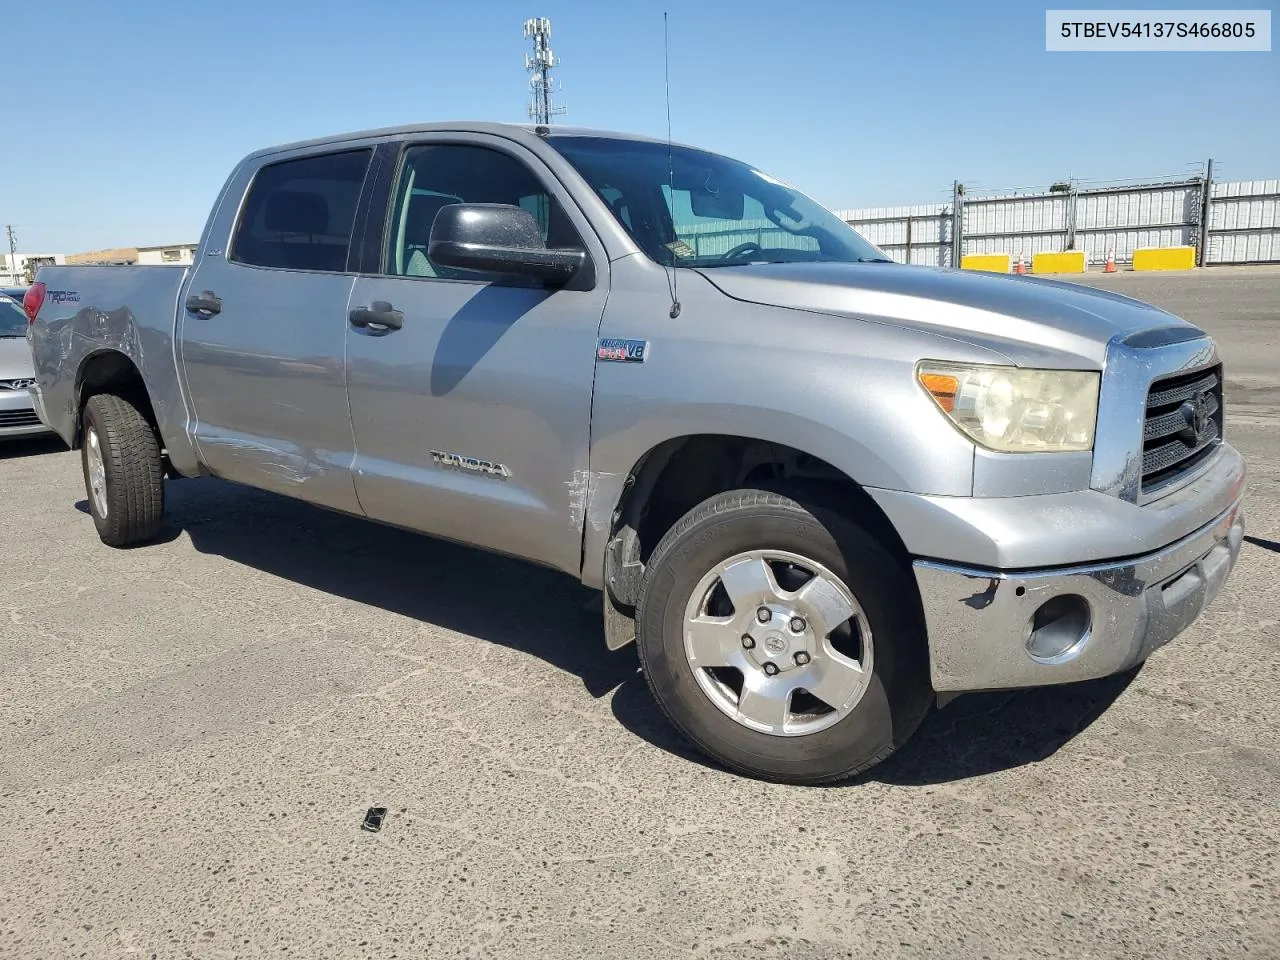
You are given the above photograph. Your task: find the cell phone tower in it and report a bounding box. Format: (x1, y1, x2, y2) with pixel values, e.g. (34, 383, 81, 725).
(524, 17, 566, 125)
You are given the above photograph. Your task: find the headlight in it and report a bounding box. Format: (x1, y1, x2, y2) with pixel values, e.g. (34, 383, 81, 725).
(917, 362, 1099, 453)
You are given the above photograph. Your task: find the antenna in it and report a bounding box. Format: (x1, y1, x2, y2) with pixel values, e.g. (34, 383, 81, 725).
(663, 12, 680, 319)
(523, 17, 566, 125)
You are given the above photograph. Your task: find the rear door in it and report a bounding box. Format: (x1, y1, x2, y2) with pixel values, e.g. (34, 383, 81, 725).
(179, 147, 373, 512)
(344, 133, 610, 574)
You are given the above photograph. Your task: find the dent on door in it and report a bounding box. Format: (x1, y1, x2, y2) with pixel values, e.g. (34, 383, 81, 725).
(345, 277, 601, 573)
(180, 267, 360, 507)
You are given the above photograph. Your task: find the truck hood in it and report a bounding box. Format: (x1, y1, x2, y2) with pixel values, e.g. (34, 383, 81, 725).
(696, 261, 1202, 367)
(0, 337, 35, 380)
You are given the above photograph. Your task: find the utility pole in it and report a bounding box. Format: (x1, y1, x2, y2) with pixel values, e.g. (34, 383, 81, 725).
(524, 17, 566, 125)
(950, 181, 965, 268)
(1197, 158, 1215, 267)
(5, 225, 16, 285)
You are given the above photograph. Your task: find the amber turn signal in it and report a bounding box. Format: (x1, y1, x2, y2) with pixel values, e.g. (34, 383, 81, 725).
(918, 372, 959, 413)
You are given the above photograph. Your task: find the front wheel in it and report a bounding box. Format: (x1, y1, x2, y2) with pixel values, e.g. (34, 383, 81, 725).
(636, 488, 931, 784)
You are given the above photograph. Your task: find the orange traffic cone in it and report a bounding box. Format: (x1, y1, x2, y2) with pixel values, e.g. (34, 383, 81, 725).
(1014, 253, 1026, 275)
(1104, 250, 1117, 273)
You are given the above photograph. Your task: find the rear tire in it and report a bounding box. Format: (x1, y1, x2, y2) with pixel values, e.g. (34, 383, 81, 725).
(636, 488, 931, 784)
(81, 393, 165, 548)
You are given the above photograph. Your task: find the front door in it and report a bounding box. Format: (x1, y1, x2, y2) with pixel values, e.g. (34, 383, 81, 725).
(345, 136, 609, 574)
(180, 147, 373, 512)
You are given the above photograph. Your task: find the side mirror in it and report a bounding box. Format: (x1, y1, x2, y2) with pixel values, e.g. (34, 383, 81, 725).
(428, 203, 586, 282)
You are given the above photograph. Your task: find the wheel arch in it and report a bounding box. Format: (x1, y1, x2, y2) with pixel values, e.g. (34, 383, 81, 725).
(589, 432, 914, 651)
(73, 350, 160, 451)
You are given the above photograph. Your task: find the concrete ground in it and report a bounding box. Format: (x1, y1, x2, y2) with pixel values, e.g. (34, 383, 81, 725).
(1, 269, 1277, 960)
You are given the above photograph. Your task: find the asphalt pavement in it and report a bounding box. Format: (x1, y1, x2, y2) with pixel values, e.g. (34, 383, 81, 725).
(1, 267, 1277, 959)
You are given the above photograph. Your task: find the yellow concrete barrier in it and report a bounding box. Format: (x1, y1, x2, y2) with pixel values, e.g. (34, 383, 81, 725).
(1031, 251, 1086, 274)
(961, 253, 1010, 273)
(1132, 246, 1196, 271)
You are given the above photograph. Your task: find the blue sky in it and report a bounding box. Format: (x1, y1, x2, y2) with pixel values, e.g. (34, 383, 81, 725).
(3, 0, 1275, 251)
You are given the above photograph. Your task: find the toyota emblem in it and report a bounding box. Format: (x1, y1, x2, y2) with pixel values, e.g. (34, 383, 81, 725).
(1192, 391, 1211, 438)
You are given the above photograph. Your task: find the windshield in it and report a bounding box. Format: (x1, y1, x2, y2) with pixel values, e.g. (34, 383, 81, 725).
(548, 136, 889, 268)
(0, 297, 26, 337)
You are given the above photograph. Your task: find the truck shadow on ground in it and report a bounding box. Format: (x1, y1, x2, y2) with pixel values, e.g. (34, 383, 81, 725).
(80, 476, 1135, 786)
(87, 476, 638, 699)
(0, 435, 66, 460)
(1244, 535, 1280, 554)
(609, 668, 1137, 787)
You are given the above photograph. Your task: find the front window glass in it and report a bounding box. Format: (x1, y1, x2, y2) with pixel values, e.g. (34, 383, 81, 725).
(0, 297, 26, 337)
(548, 135, 889, 268)
(384, 144, 581, 279)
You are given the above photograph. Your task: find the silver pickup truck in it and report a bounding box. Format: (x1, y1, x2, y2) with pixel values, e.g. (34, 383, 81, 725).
(27, 122, 1246, 784)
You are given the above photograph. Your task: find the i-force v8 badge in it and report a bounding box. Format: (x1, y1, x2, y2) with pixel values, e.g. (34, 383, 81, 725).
(596, 338, 650, 363)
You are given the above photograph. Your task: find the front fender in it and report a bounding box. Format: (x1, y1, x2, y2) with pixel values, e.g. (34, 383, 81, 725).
(577, 264, 1010, 589)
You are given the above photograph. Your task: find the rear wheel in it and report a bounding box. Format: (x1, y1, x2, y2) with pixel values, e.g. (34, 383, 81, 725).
(81, 393, 165, 548)
(636, 488, 931, 784)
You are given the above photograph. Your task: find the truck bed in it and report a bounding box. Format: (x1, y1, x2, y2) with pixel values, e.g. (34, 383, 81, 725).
(29, 265, 192, 461)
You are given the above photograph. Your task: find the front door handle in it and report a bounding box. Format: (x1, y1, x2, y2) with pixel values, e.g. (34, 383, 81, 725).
(349, 301, 404, 331)
(185, 291, 222, 317)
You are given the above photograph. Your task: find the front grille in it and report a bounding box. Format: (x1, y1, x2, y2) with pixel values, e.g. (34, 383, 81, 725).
(0, 409, 41, 428)
(1141, 364, 1224, 492)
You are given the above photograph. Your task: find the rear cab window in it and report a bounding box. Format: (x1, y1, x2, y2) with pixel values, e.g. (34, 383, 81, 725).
(230, 150, 372, 273)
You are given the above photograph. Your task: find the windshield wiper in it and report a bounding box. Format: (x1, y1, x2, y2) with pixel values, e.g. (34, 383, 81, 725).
(855, 257, 895, 263)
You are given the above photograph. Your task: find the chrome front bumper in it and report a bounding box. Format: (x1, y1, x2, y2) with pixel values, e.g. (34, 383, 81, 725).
(915, 493, 1246, 693)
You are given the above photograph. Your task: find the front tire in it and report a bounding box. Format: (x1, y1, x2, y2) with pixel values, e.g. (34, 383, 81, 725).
(81, 393, 165, 548)
(636, 488, 931, 784)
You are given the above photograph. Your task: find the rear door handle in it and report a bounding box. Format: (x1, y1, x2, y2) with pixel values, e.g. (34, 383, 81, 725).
(185, 291, 221, 316)
(349, 301, 404, 331)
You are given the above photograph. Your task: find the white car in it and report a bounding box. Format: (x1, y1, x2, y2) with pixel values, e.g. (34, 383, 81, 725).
(1, 294, 51, 439)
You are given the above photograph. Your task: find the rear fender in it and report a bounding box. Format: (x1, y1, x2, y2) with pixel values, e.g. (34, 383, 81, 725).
(28, 268, 201, 475)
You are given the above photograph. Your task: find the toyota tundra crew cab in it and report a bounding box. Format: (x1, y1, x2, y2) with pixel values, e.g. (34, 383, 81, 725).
(25, 122, 1246, 784)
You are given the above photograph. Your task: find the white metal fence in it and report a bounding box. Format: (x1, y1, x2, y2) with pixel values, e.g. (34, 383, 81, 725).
(677, 219, 824, 259)
(836, 170, 1280, 268)
(830, 204, 953, 267)
(1208, 179, 1280, 264)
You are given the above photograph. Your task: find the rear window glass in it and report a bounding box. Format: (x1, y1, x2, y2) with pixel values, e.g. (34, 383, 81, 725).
(230, 150, 371, 273)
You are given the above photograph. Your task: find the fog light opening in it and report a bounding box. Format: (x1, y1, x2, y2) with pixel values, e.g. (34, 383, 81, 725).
(1026, 594, 1091, 663)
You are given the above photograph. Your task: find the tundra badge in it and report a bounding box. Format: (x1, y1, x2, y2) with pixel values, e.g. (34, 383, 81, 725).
(430, 450, 511, 479)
